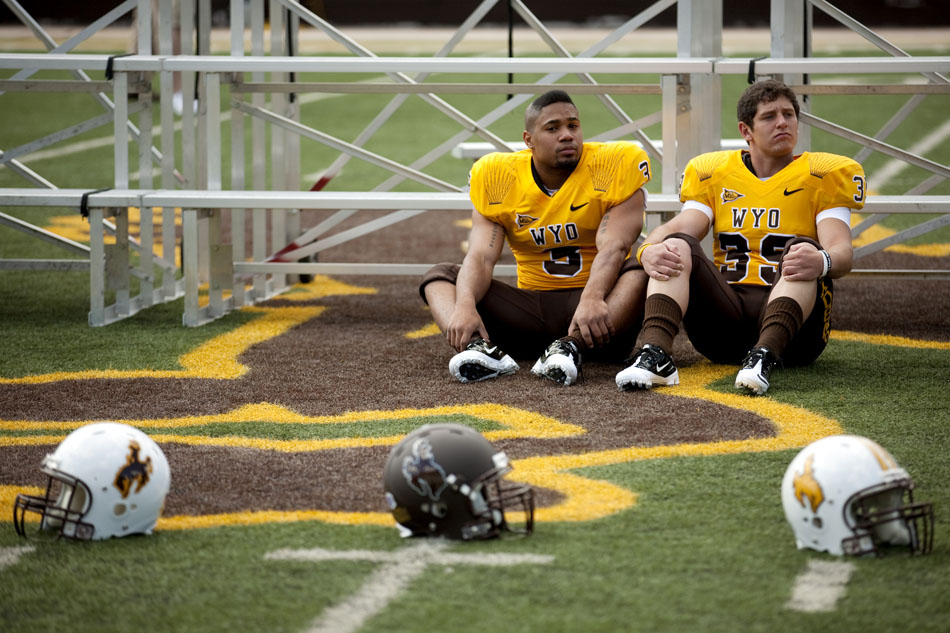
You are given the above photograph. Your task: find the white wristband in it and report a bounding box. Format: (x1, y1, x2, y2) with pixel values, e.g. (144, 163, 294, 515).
(818, 249, 832, 278)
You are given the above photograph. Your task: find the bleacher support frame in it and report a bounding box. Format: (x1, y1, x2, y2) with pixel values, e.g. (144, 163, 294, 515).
(0, 0, 947, 326)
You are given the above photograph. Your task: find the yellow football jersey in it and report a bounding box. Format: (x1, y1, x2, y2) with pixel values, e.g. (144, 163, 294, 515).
(679, 150, 866, 286)
(469, 141, 651, 290)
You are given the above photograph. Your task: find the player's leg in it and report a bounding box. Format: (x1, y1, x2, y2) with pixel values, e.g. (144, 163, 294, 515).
(736, 237, 822, 395)
(531, 262, 647, 386)
(421, 273, 461, 336)
(421, 263, 551, 383)
(420, 264, 517, 383)
(782, 276, 834, 367)
(736, 276, 833, 395)
(615, 234, 697, 389)
(604, 262, 648, 346)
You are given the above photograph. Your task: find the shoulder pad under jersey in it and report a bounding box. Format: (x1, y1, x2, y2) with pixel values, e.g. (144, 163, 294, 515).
(807, 152, 862, 179)
(470, 151, 522, 206)
(687, 150, 734, 182)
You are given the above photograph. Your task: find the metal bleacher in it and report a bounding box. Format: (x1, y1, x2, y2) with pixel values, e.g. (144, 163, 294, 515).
(0, 0, 947, 326)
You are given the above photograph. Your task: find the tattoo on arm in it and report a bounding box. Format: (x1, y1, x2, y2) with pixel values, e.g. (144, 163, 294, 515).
(488, 223, 502, 248)
(599, 212, 610, 234)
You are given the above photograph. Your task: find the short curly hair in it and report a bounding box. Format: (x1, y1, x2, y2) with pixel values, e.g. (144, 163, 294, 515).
(737, 80, 800, 128)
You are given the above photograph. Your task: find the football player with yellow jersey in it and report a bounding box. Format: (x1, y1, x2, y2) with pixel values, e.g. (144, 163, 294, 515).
(616, 80, 866, 395)
(420, 90, 651, 386)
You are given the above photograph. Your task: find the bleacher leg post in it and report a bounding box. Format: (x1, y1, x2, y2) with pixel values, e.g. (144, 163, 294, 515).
(88, 207, 105, 327)
(182, 208, 200, 326)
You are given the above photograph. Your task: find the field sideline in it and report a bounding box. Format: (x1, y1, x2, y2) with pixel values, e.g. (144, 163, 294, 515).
(1, 20, 949, 633)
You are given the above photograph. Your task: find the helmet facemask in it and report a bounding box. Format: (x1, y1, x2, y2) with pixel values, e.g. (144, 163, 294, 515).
(14, 465, 97, 541)
(844, 481, 934, 556)
(457, 461, 535, 540)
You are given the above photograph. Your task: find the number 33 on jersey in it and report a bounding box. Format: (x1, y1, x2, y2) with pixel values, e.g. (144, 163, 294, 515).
(680, 150, 865, 286)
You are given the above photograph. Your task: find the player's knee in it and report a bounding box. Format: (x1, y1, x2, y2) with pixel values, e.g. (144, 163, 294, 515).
(662, 236, 694, 273)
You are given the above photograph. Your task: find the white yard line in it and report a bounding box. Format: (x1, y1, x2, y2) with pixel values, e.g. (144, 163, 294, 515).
(0, 545, 35, 571)
(265, 541, 554, 633)
(785, 559, 856, 613)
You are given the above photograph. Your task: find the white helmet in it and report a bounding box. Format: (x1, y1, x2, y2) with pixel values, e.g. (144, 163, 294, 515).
(14, 422, 171, 541)
(781, 434, 933, 556)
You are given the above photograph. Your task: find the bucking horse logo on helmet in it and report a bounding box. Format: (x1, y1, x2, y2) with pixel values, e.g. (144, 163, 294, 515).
(113, 440, 154, 499)
(792, 453, 824, 513)
(401, 438, 448, 501)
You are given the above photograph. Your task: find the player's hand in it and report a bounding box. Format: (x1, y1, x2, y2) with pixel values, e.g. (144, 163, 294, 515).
(781, 242, 823, 281)
(570, 298, 614, 348)
(445, 308, 488, 351)
(641, 242, 684, 281)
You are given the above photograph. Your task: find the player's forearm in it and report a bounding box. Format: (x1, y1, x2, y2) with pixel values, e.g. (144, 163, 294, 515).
(454, 255, 495, 308)
(816, 218, 854, 279)
(823, 242, 853, 279)
(580, 244, 627, 302)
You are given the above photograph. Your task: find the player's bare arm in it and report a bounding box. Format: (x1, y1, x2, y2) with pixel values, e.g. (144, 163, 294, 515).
(445, 210, 506, 350)
(639, 208, 711, 281)
(569, 189, 646, 347)
(818, 217, 855, 278)
(780, 218, 853, 282)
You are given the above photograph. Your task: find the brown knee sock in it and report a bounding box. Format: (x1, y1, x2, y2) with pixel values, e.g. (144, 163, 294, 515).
(756, 297, 804, 358)
(639, 294, 682, 353)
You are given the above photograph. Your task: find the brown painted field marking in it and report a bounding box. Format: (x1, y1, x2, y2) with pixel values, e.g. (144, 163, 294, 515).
(0, 361, 845, 530)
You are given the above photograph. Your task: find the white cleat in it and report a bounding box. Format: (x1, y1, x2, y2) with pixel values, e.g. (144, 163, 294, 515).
(530, 338, 581, 386)
(734, 346, 778, 396)
(449, 338, 519, 383)
(615, 344, 679, 390)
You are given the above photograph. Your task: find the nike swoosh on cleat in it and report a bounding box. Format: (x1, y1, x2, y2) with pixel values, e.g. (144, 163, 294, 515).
(783, 187, 804, 196)
(570, 202, 589, 211)
(655, 361, 671, 372)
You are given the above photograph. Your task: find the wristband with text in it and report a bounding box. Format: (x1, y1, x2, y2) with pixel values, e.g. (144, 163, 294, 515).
(818, 249, 832, 278)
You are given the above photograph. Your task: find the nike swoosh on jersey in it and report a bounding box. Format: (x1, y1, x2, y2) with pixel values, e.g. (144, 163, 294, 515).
(783, 187, 805, 196)
(570, 202, 589, 211)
